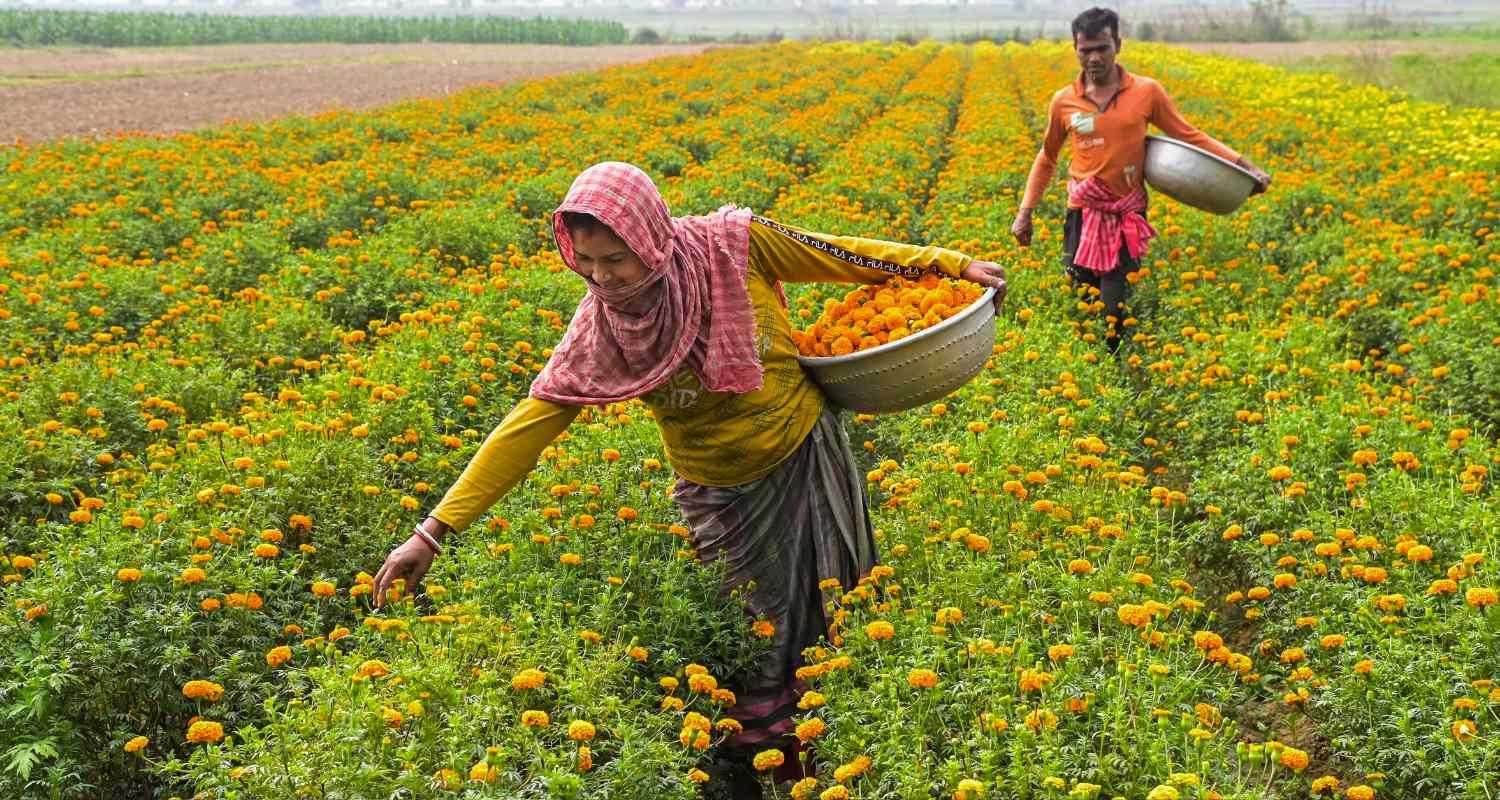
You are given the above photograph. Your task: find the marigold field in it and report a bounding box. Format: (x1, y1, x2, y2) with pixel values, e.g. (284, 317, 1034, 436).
(2, 41, 1499, 800)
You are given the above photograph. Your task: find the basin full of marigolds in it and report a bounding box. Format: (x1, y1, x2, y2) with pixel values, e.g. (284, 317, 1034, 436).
(794, 274, 995, 413)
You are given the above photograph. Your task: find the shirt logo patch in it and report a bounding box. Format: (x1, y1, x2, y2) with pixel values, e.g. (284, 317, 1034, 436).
(1069, 111, 1097, 135)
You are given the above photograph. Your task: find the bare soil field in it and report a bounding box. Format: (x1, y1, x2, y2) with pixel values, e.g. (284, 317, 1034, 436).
(1179, 39, 1495, 63)
(0, 43, 712, 144)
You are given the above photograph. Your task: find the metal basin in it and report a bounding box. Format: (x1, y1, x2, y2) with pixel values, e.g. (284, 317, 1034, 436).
(1144, 135, 1258, 215)
(798, 287, 996, 414)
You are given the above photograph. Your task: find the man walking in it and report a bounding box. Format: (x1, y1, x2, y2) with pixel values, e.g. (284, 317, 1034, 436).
(1011, 6, 1271, 352)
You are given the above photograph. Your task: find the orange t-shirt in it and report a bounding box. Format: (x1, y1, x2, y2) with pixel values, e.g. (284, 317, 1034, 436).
(1020, 64, 1240, 210)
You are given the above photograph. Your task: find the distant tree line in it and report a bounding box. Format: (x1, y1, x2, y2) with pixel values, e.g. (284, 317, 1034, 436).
(1132, 0, 1301, 42)
(0, 8, 629, 47)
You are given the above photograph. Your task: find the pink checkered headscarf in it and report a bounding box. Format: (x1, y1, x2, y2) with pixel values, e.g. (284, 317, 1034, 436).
(530, 162, 762, 405)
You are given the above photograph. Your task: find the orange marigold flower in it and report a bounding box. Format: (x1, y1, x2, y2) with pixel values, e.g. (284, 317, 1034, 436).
(265, 646, 292, 668)
(185, 720, 224, 744)
(1278, 746, 1309, 771)
(907, 668, 939, 689)
(1117, 604, 1151, 627)
(181, 680, 225, 702)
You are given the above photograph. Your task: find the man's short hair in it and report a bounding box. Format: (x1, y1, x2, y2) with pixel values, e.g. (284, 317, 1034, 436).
(1071, 7, 1120, 42)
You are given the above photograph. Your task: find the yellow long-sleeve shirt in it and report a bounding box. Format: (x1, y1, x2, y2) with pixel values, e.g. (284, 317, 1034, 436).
(428, 216, 973, 532)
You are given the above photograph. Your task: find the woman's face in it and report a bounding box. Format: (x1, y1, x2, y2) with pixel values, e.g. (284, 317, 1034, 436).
(571, 224, 648, 290)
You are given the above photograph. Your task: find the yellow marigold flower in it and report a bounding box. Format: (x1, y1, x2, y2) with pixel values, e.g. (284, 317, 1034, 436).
(180, 567, 206, 584)
(353, 659, 391, 681)
(568, 720, 596, 741)
(185, 720, 224, 744)
(1146, 786, 1179, 800)
(795, 717, 826, 743)
(1466, 587, 1498, 608)
(511, 668, 547, 690)
(1452, 719, 1478, 742)
(1311, 776, 1340, 795)
(791, 777, 819, 800)
(1024, 708, 1057, 731)
(310, 580, 335, 598)
(821, 788, 851, 800)
(381, 706, 404, 728)
(253, 543, 279, 558)
(123, 736, 149, 753)
(576, 744, 592, 772)
(1047, 643, 1075, 662)
(955, 778, 986, 800)
(752, 748, 785, 771)
(752, 619, 776, 638)
(832, 755, 872, 782)
(865, 620, 895, 640)
(1346, 786, 1375, 800)
(469, 761, 498, 783)
(799, 691, 826, 710)
(935, 606, 963, 625)
(116, 567, 142, 582)
(687, 673, 719, 694)
(520, 710, 549, 728)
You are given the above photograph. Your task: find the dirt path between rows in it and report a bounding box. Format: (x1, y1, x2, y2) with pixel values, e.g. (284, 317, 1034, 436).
(0, 43, 712, 144)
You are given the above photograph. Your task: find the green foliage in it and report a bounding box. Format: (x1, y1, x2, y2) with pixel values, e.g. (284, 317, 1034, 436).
(0, 9, 629, 48)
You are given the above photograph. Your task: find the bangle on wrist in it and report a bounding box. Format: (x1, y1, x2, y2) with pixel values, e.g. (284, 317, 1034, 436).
(412, 524, 442, 555)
